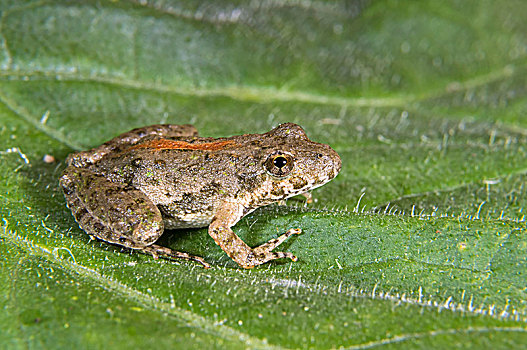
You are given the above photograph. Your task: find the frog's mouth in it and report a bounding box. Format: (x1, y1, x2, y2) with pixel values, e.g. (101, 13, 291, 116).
(267, 175, 321, 200)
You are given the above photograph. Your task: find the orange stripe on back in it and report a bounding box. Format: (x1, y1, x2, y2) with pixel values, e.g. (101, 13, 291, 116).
(129, 139, 236, 151)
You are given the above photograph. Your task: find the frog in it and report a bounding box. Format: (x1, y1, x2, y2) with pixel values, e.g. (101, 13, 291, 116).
(60, 123, 341, 269)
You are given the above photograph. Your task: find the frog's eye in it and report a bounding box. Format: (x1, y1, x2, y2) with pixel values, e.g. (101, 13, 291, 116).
(264, 152, 294, 177)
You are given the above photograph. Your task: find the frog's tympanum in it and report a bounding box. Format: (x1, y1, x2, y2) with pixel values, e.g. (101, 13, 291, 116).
(60, 123, 341, 268)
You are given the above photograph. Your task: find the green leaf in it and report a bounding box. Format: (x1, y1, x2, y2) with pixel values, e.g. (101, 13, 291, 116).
(2, 0, 527, 348)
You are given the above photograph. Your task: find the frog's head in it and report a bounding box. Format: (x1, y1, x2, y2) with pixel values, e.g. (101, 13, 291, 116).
(256, 123, 341, 201)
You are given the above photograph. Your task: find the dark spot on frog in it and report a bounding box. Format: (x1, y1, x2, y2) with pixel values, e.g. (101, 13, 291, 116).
(134, 197, 147, 205)
(94, 222, 105, 232)
(74, 207, 88, 221)
(249, 140, 262, 148)
(62, 184, 73, 195)
(81, 175, 95, 190)
(291, 177, 307, 190)
(131, 158, 143, 167)
(271, 186, 285, 197)
(104, 187, 122, 197)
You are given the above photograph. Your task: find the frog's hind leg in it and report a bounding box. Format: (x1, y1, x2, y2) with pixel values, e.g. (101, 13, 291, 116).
(60, 167, 209, 268)
(140, 244, 210, 268)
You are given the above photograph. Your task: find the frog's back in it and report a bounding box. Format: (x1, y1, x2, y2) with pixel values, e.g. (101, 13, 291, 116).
(85, 123, 341, 229)
(90, 135, 253, 228)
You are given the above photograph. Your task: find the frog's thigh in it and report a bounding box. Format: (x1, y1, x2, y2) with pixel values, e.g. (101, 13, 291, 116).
(209, 202, 299, 269)
(60, 167, 164, 247)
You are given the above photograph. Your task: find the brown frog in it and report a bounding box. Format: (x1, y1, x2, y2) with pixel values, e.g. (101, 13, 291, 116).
(60, 123, 341, 268)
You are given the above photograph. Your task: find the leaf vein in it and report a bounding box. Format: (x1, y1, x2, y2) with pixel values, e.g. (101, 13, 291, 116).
(0, 88, 81, 150)
(343, 326, 527, 349)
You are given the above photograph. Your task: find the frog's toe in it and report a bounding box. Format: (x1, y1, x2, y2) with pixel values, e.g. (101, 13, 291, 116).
(197, 258, 212, 269)
(141, 244, 211, 268)
(286, 228, 302, 235)
(242, 251, 299, 269)
(273, 251, 298, 262)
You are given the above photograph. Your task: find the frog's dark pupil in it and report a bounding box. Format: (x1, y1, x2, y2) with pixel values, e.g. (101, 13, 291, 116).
(273, 156, 288, 169)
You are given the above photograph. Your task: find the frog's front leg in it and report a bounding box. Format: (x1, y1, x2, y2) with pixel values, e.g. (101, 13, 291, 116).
(209, 202, 302, 269)
(60, 167, 210, 268)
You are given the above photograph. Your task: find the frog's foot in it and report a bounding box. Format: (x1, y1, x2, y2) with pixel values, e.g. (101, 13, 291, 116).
(142, 244, 211, 269)
(209, 203, 303, 269)
(209, 224, 302, 269)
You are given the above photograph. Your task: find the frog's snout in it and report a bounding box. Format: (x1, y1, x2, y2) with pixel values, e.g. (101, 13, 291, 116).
(324, 144, 342, 180)
(333, 151, 342, 178)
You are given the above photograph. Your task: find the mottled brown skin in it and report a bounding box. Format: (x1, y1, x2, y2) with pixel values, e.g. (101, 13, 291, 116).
(60, 123, 341, 268)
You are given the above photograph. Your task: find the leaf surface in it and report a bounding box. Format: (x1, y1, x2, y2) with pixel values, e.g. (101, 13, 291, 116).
(1, 1, 527, 348)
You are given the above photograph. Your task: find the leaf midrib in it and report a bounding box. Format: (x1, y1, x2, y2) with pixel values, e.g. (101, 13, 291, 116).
(0, 61, 521, 109)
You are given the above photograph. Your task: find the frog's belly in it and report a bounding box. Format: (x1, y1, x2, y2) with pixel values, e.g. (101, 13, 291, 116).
(161, 211, 214, 229)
